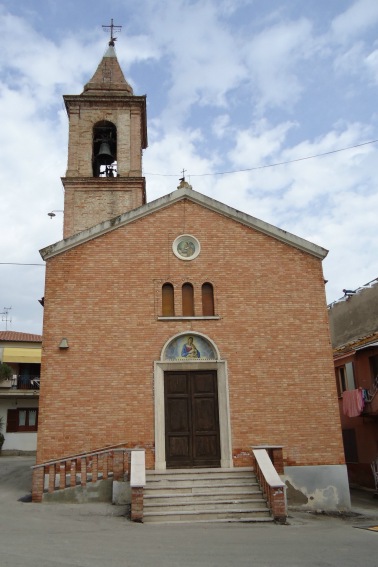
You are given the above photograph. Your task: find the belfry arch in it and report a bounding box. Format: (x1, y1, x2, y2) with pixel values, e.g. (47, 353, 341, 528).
(92, 120, 117, 177)
(154, 332, 232, 470)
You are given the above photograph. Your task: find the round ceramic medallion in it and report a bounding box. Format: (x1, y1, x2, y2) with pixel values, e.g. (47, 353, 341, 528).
(172, 234, 200, 261)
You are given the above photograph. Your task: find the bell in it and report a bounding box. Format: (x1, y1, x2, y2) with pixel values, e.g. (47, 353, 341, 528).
(96, 142, 114, 165)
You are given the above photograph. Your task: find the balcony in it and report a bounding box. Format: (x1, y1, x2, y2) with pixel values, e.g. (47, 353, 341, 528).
(362, 376, 378, 417)
(0, 375, 40, 391)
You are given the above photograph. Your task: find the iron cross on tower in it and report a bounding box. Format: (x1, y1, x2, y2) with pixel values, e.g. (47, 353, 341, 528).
(102, 18, 122, 46)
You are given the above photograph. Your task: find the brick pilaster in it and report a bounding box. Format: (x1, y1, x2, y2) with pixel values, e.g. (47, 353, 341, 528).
(271, 487, 287, 523)
(32, 467, 44, 503)
(131, 487, 144, 522)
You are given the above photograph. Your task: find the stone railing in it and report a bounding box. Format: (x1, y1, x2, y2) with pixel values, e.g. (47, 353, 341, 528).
(31, 443, 146, 521)
(252, 447, 287, 523)
(129, 450, 146, 522)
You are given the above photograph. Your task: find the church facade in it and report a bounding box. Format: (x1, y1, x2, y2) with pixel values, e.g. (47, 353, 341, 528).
(35, 42, 350, 509)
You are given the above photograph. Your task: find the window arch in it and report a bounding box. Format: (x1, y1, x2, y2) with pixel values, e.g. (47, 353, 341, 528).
(162, 283, 175, 316)
(202, 282, 214, 316)
(92, 120, 117, 177)
(182, 283, 195, 316)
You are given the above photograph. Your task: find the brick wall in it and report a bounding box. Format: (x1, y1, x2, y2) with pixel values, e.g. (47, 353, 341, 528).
(37, 199, 344, 469)
(62, 177, 145, 238)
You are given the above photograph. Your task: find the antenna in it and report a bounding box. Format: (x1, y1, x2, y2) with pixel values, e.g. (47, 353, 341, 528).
(1, 306, 12, 331)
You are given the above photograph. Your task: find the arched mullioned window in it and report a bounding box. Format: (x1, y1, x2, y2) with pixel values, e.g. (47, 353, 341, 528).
(92, 120, 117, 177)
(202, 282, 215, 316)
(162, 283, 175, 316)
(182, 283, 195, 316)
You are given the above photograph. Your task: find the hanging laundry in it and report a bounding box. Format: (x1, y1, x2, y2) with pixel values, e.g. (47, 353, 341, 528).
(342, 389, 364, 417)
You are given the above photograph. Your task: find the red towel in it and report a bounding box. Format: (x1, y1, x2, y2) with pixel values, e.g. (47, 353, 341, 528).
(342, 389, 364, 417)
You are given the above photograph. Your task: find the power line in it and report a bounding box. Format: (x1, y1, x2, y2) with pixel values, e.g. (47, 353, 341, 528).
(0, 262, 45, 266)
(144, 138, 378, 178)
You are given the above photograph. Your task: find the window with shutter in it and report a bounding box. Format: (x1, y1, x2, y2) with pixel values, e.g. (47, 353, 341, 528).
(182, 283, 194, 316)
(202, 282, 214, 316)
(162, 283, 175, 316)
(6, 408, 38, 432)
(6, 409, 19, 433)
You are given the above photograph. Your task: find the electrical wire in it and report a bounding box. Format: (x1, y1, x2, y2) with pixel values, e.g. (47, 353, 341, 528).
(143, 138, 378, 178)
(0, 263, 45, 266)
(2, 139, 377, 269)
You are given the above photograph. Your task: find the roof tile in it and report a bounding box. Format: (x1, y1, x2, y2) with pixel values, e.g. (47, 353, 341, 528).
(0, 331, 42, 343)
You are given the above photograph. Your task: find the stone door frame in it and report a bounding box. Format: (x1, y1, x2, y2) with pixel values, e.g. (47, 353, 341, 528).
(154, 357, 232, 470)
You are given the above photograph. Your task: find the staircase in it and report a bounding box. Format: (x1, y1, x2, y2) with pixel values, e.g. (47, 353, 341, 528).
(143, 467, 273, 524)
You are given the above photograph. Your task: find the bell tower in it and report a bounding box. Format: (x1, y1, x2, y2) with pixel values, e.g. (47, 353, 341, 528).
(61, 33, 147, 238)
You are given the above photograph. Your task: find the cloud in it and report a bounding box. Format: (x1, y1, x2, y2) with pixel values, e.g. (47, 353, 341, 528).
(211, 114, 231, 139)
(333, 41, 366, 75)
(331, 0, 378, 42)
(365, 48, 378, 84)
(228, 120, 296, 168)
(244, 18, 316, 110)
(1, 0, 378, 334)
(0, 8, 98, 104)
(144, 126, 218, 200)
(140, 0, 247, 125)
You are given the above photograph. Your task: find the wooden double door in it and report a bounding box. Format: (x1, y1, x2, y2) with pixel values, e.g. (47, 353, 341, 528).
(164, 370, 221, 468)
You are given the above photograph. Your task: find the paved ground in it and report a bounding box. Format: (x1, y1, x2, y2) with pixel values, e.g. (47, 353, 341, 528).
(1, 456, 378, 567)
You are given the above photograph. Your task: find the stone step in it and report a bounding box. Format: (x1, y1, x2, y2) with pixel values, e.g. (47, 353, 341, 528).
(145, 480, 259, 494)
(144, 490, 263, 504)
(144, 498, 268, 513)
(146, 467, 254, 480)
(146, 475, 257, 486)
(146, 473, 257, 486)
(143, 467, 270, 524)
(143, 508, 272, 523)
(143, 516, 274, 525)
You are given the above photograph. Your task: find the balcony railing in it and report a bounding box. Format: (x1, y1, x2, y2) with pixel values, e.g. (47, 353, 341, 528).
(365, 375, 378, 403)
(1, 375, 41, 390)
(361, 375, 378, 416)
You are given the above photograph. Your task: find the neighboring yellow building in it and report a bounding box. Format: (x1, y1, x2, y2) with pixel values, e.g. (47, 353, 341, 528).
(0, 331, 42, 453)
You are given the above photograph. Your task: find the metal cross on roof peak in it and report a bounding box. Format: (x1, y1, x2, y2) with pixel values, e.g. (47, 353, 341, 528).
(102, 18, 122, 47)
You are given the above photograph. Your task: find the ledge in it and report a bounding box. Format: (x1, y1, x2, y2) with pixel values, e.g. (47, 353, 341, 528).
(157, 316, 221, 321)
(0, 391, 40, 399)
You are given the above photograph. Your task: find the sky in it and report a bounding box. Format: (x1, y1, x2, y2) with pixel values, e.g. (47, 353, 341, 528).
(0, 0, 378, 334)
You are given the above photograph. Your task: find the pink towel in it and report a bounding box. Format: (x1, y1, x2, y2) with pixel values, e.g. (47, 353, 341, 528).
(342, 389, 364, 417)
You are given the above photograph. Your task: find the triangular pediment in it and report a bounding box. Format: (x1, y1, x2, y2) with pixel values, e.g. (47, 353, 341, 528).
(40, 186, 328, 261)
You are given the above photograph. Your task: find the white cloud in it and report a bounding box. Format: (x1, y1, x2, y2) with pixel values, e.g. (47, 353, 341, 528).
(333, 41, 366, 75)
(144, 127, 218, 200)
(141, 0, 247, 124)
(228, 120, 295, 168)
(1, 0, 378, 333)
(0, 9, 93, 103)
(365, 48, 378, 84)
(211, 114, 231, 139)
(331, 0, 378, 42)
(244, 18, 315, 110)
